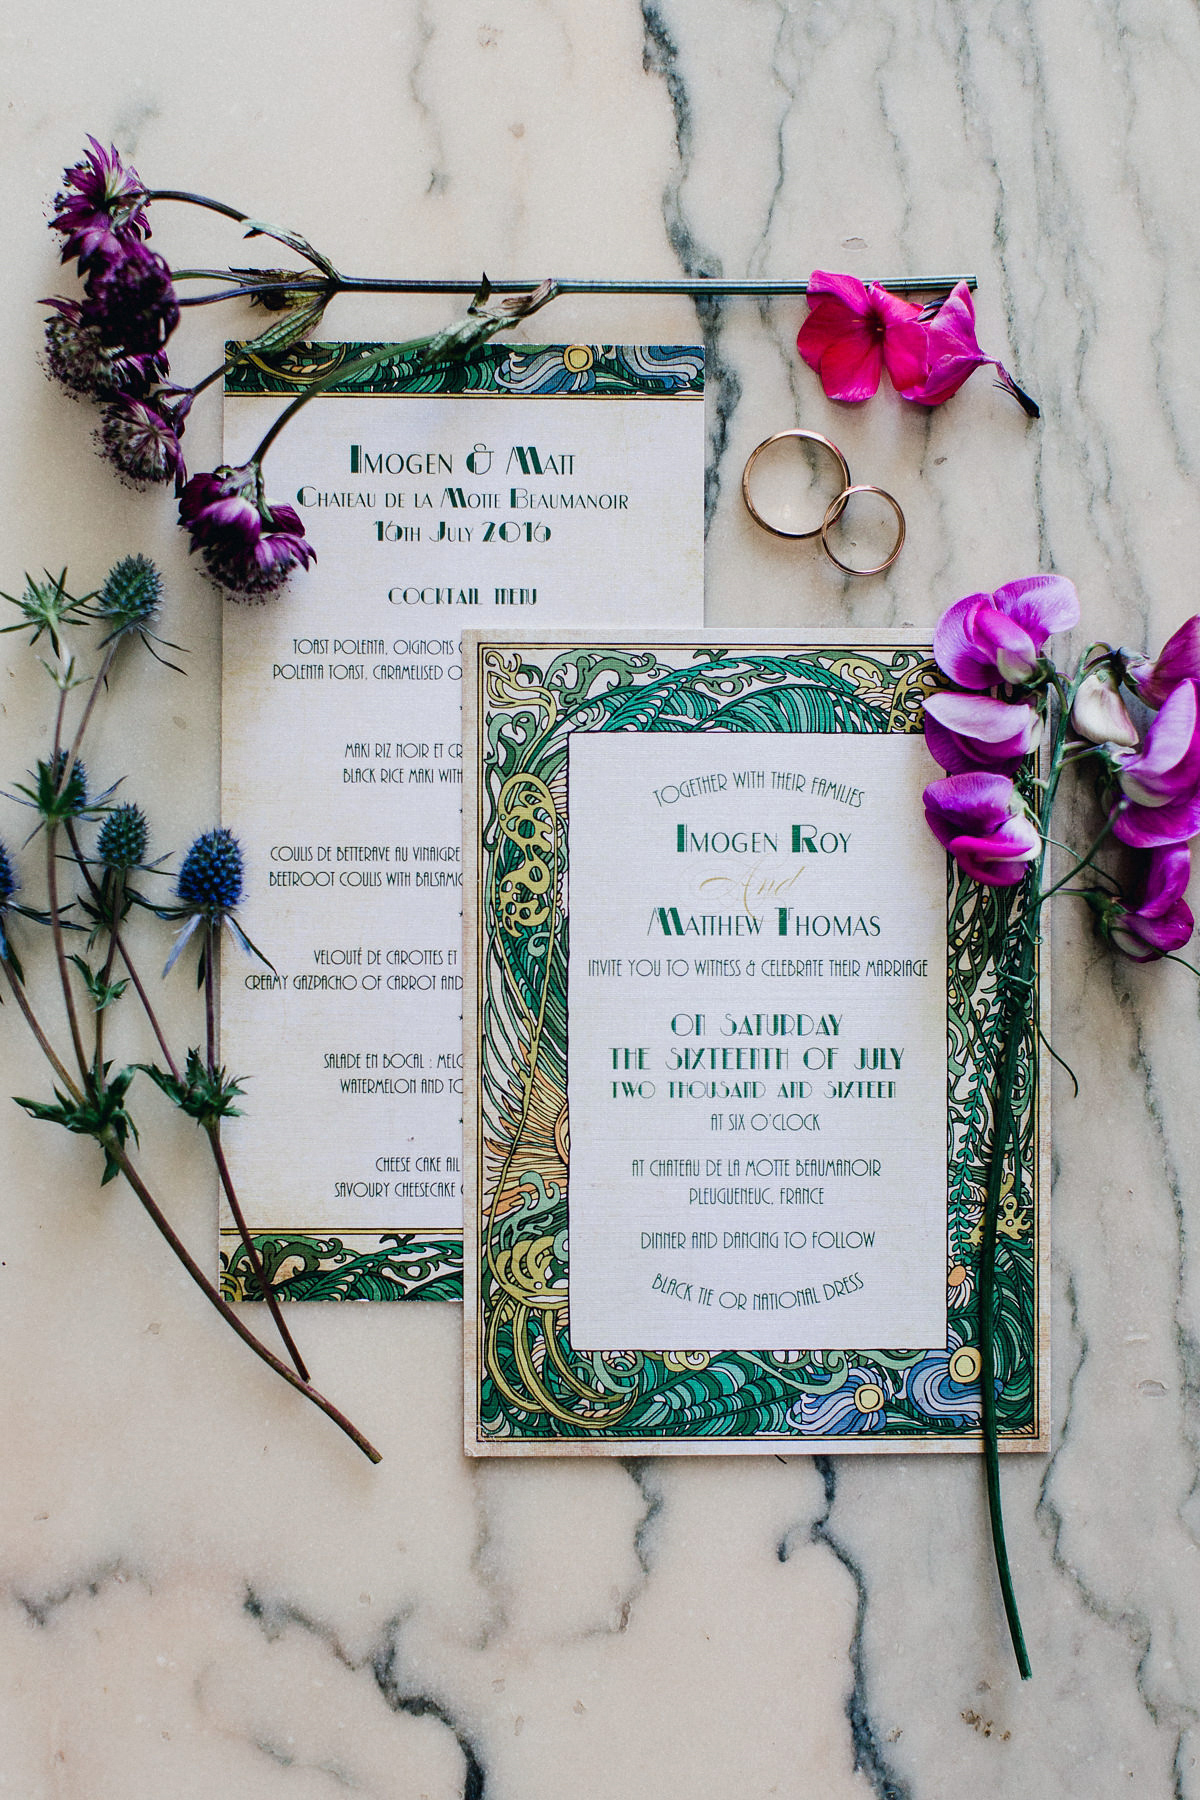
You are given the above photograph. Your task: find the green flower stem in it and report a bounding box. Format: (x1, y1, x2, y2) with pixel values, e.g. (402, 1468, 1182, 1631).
(246, 310, 543, 468)
(977, 657, 1090, 1680)
(94, 867, 123, 1071)
(202, 927, 309, 1381)
(103, 1135, 381, 1463)
(63, 822, 180, 1079)
(1039, 811, 1121, 903)
(45, 824, 89, 1085)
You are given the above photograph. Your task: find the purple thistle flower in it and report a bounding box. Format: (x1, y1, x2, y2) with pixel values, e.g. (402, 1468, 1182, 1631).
(178, 463, 316, 601)
(98, 393, 188, 486)
(51, 137, 150, 270)
(923, 771, 1041, 887)
(923, 691, 1041, 775)
(1098, 843, 1195, 963)
(82, 242, 178, 355)
(933, 575, 1080, 690)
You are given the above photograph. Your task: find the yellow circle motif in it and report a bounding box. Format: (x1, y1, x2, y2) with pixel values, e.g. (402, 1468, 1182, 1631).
(949, 1346, 982, 1384)
(563, 344, 594, 372)
(853, 1382, 885, 1413)
(947, 1264, 968, 1287)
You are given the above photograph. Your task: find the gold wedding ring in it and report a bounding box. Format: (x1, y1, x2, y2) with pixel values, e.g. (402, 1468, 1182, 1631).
(820, 484, 906, 577)
(741, 429, 851, 540)
(741, 430, 906, 577)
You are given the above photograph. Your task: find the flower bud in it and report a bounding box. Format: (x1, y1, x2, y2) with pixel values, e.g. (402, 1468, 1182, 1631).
(97, 802, 149, 871)
(1071, 665, 1138, 747)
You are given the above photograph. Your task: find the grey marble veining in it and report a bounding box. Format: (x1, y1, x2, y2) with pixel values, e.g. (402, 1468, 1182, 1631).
(3, 1, 1200, 1794)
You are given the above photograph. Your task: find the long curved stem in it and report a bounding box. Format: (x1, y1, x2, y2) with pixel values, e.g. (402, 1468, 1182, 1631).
(203, 928, 309, 1380)
(0, 958, 83, 1101)
(107, 1138, 380, 1462)
(976, 659, 1088, 1679)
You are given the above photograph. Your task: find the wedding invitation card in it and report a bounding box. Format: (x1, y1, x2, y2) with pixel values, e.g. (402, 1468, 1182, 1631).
(463, 631, 1049, 1454)
(219, 346, 704, 1301)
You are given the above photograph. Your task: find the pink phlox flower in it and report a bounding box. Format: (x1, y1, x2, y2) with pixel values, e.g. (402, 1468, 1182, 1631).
(796, 271, 925, 403)
(1110, 678, 1200, 847)
(933, 575, 1080, 689)
(1125, 616, 1200, 709)
(51, 137, 150, 270)
(923, 691, 1041, 775)
(922, 772, 1041, 887)
(891, 281, 1039, 417)
(1104, 843, 1194, 962)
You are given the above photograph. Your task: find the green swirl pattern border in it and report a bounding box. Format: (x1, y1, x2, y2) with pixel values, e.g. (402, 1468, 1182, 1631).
(472, 641, 1043, 1449)
(221, 1230, 463, 1303)
(225, 342, 705, 399)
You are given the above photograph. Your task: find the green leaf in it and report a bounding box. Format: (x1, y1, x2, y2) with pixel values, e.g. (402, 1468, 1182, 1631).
(69, 954, 129, 1012)
(238, 220, 336, 278)
(136, 1049, 246, 1126)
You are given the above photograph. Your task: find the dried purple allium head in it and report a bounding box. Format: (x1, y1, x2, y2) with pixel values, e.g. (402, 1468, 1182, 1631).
(51, 136, 150, 269)
(178, 464, 316, 601)
(176, 827, 244, 913)
(99, 395, 187, 486)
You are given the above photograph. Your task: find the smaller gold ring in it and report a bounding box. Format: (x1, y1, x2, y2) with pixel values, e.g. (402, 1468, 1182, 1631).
(741, 429, 852, 540)
(820, 483, 906, 577)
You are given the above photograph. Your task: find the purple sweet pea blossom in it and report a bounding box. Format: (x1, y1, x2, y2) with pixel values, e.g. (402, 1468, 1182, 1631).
(923, 691, 1041, 775)
(933, 575, 1080, 690)
(1124, 616, 1200, 709)
(179, 463, 316, 601)
(51, 137, 150, 270)
(1110, 679, 1200, 848)
(923, 772, 1041, 886)
(890, 282, 1040, 418)
(796, 272, 926, 403)
(1103, 843, 1195, 962)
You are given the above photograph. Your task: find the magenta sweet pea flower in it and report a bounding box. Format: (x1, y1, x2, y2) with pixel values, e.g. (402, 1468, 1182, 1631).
(51, 137, 150, 270)
(923, 772, 1041, 886)
(796, 271, 926, 403)
(1110, 679, 1200, 848)
(1124, 616, 1200, 709)
(1102, 843, 1195, 962)
(891, 282, 1039, 418)
(933, 575, 1080, 690)
(923, 691, 1041, 774)
(179, 463, 315, 601)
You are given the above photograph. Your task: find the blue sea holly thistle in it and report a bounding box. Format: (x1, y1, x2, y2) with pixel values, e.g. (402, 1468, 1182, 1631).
(0, 553, 376, 1460)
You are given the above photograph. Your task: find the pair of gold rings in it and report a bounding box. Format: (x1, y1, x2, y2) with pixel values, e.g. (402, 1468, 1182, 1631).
(741, 429, 906, 576)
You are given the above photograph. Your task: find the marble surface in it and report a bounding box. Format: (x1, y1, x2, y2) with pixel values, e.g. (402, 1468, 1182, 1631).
(3, 2, 1200, 1794)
